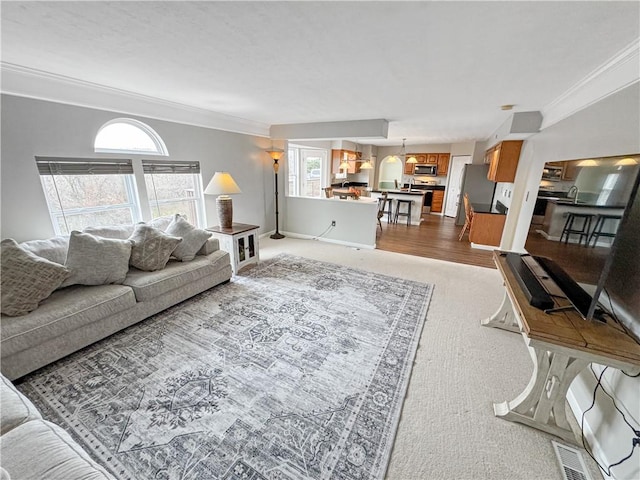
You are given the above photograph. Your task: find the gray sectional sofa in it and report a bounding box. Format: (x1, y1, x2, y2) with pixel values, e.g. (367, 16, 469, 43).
(1, 220, 233, 380)
(1, 372, 115, 479)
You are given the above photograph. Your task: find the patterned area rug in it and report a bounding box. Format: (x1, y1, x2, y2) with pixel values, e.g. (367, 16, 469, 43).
(18, 254, 433, 480)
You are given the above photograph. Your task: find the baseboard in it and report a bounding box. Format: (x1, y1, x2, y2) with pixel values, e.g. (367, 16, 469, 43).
(281, 230, 375, 250)
(470, 242, 497, 251)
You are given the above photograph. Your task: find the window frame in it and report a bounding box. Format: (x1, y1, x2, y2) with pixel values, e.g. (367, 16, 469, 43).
(287, 145, 328, 198)
(94, 118, 169, 156)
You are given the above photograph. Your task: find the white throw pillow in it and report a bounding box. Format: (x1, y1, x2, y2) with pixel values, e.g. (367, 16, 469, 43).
(147, 215, 175, 231)
(165, 214, 212, 262)
(61, 231, 132, 287)
(128, 224, 182, 271)
(83, 224, 135, 240)
(20, 236, 69, 265)
(0, 239, 70, 316)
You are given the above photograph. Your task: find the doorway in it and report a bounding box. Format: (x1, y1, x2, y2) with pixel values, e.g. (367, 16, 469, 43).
(444, 155, 472, 217)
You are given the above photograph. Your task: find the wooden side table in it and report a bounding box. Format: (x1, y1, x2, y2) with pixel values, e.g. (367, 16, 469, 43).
(206, 223, 260, 274)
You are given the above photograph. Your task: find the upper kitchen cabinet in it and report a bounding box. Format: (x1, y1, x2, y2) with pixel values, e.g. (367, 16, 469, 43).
(426, 154, 438, 164)
(561, 160, 581, 181)
(331, 149, 361, 174)
(485, 140, 523, 182)
(437, 154, 450, 176)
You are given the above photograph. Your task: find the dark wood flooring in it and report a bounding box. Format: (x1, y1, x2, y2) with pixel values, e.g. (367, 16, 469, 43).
(376, 214, 609, 284)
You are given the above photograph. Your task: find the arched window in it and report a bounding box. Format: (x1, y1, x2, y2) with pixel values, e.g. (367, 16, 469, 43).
(94, 118, 168, 155)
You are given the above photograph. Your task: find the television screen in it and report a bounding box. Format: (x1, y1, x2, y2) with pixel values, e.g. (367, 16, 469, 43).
(589, 170, 640, 337)
(525, 154, 640, 329)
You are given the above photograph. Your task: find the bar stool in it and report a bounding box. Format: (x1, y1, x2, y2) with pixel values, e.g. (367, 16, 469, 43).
(588, 214, 622, 247)
(394, 199, 413, 226)
(384, 198, 394, 223)
(559, 212, 594, 246)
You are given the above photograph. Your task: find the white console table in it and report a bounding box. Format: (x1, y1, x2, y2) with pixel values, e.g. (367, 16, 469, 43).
(486, 251, 640, 444)
(206, 223, 259, 274)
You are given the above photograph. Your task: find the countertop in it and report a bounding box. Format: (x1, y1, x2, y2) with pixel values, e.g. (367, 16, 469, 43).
(547, 199, 626, 209)
(472, 203, 506, 215)
(371, 189, 426, 196)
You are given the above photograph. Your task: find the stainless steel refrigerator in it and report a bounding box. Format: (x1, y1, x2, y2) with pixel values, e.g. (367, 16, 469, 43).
(455, 164, 496, 225)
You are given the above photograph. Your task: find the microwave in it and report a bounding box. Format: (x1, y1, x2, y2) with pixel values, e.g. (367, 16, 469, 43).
(414, 164, 437, 176)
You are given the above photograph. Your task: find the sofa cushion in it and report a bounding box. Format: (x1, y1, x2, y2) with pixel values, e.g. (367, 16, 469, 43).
(0, 419, 114, 479)
(123, 250, 229, 302)
(197, 237, 220, 256)
(128, 224, 182, 271)
(20, 236, 69, 265)
(165, 214, 212, 262)
(83, 224, 135, 240)
(62, 232, 132, 287)
(147, 215, 174, 231)
(1, 374, 42, 435)
(1, 239, 71, 317)
(0, 284, 136, 357)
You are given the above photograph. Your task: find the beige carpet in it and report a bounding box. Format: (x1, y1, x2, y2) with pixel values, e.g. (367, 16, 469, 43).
(259, 236, 602, 480)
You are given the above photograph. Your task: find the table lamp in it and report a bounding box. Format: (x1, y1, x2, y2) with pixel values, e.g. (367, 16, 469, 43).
(204, 172, 242, 228)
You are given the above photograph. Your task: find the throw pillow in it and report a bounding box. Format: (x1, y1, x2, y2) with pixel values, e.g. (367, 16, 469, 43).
(0, 239, 70, 317)
(165, 214, 212, 262)
(83, 224, 135, 240)
(20, 236, 69, 265)
(128, 224, 182, 271)
(147, 215, 175, 231)
(61, 231, 132, 287)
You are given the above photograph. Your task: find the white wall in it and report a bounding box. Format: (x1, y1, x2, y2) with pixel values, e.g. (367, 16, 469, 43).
(0, 95, 276, 242)
(502, 83, 640, 479)
(283, 197, 377, 248)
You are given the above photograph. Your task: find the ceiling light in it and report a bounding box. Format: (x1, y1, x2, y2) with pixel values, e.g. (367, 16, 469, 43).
(616, 157, 638, 166)
(501, 104, 514, 111)
(577, 159, 599, 167)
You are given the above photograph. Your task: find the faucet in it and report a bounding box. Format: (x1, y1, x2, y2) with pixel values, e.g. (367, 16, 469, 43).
(568, 185, 579, 204)
(341, 181, 348, 188)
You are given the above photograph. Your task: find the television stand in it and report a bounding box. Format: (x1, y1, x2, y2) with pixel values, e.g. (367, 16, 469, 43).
(485, 251, 640, 444)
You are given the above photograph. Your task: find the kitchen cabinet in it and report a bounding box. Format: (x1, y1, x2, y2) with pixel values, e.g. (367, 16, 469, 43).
(469, 213, 506, 246)
(486, 140, 523, 182)
(431, 189, 445, 213)
(404, 161, 415, 175)
(332, 149, 361, 174)
(437, 154, 450, 176)
(562, 160, 581, 181)
(426, 154, 438, 164)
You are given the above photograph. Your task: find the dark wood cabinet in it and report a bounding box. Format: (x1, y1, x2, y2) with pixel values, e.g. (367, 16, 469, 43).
(431, 189, 445, 213)
(486, 140, 523, 182)
(437, 154, 450, 176)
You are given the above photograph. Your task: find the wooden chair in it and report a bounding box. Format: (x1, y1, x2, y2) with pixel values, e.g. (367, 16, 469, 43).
(377, 192, 388, 232)
(458, 193, 474, 241)
(323, 187, 333, 198)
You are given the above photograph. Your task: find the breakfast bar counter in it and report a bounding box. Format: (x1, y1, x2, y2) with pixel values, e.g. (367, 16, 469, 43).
(370, 190, 426, 225)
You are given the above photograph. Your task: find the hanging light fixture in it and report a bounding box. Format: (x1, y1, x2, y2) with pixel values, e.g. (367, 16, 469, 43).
(359, 143, 373, 170)
(339, 150, 350, 170)
(389, 138, 411, 164)
(405, 139, 417, 164)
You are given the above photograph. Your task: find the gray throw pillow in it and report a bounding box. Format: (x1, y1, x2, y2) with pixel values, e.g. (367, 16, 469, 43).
(83, 224, 135, 240)
(20, 236, 69, 265)
(1, 239, 70, 317)
(165, 214, 212, 262)
(147, 215, 174, 231)
(62, 231, 133, 287)
(128, 224, 182, 271)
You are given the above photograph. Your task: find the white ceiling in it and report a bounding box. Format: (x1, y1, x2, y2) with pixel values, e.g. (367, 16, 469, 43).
(1, 1, 639, 146)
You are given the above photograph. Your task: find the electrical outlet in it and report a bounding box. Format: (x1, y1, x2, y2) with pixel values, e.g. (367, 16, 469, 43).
(331, 220, 336, 227)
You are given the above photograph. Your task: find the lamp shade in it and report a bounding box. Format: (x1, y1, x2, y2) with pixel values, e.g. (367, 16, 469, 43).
(266, 148, 285, 160)
(204, 172, 242, 196)
(406, 155, 418, 164)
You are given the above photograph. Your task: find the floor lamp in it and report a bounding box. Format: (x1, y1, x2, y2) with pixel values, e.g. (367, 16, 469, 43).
(266, 148, 285, 239)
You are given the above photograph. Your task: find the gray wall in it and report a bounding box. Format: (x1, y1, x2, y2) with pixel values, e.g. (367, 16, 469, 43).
(1, 95, 277, 242)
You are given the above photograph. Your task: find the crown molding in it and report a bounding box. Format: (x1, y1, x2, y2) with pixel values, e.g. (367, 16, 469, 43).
(541, 39, 640, 130)
(0, 63, 270, 137)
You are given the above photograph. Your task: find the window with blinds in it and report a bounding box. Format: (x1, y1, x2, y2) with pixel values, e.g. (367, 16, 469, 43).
(36, 157, 141, 234)
(143, 160, 204, 226)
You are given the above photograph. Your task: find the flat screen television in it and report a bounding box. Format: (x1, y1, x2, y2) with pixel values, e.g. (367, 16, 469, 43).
(525, 155, 640, 337)
(588, 169, 640, 337)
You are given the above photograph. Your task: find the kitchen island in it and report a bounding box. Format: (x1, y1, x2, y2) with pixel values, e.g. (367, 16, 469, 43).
(370, 190, 426, 226)
(539, 199, 625, 245)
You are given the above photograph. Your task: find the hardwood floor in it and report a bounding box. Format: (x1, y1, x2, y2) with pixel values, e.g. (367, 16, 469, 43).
(375, 214, 496, 268)
(376, 214, 609, 284)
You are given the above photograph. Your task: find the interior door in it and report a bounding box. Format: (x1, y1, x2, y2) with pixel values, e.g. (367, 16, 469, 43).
(444, 156, 472, 217)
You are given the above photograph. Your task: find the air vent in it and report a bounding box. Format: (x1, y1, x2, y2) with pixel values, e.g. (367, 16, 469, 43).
(552, 441, 592, 480)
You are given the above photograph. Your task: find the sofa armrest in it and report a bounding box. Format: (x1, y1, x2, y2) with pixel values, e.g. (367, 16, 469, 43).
(197, 237, 220, 256)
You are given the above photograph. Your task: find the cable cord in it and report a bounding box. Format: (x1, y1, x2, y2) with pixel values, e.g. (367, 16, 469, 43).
(581, 365, 640, 476)
(312, 223, 334, 240)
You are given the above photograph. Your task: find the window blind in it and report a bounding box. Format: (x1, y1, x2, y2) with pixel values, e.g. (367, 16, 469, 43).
(35, 157, 133, 175)
(142, 160, 200, 174)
